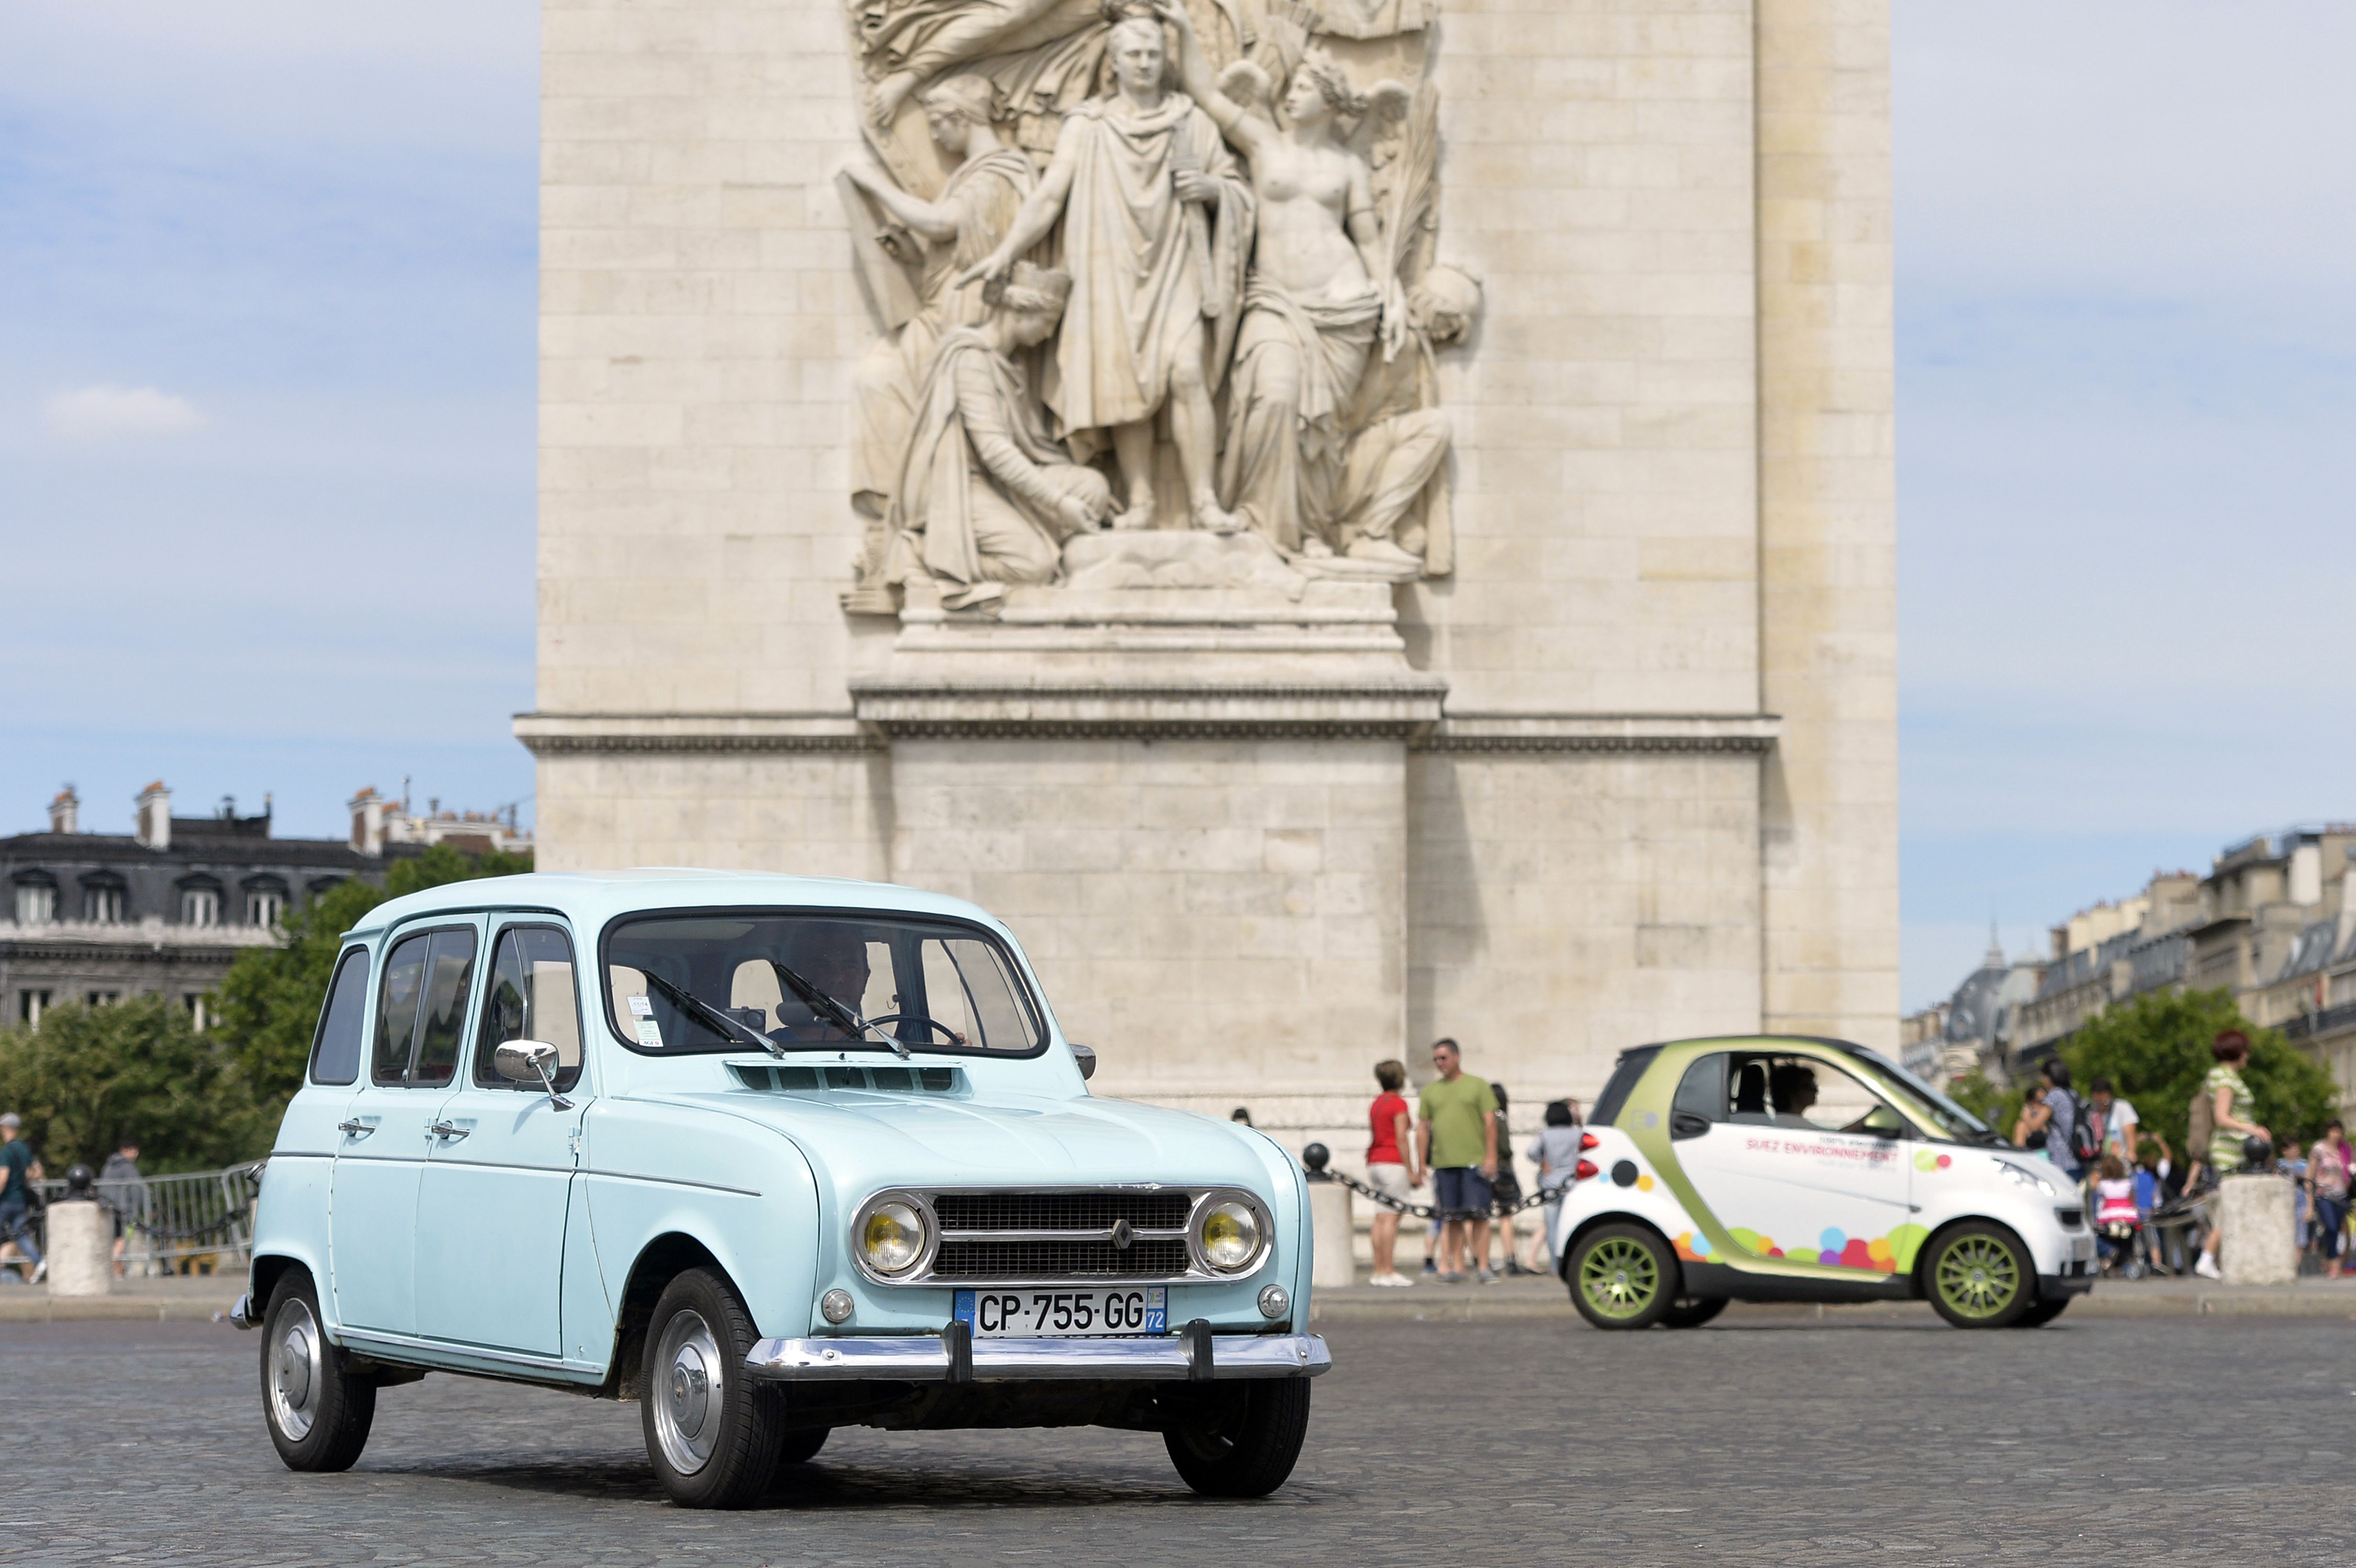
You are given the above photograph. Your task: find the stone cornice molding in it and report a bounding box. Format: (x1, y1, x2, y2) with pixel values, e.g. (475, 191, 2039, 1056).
(513, 714, 884, 757)
(514, 708, 1781, 751)
(1413, 714, 1781, 755)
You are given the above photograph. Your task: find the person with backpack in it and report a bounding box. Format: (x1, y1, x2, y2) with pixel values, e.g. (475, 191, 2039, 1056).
(2192, 1029, 2269, 1280)
(2040, 1059, 2097, 1184)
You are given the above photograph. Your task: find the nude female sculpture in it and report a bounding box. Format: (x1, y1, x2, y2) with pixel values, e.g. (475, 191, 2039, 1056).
(1156, 0, 1414, 563)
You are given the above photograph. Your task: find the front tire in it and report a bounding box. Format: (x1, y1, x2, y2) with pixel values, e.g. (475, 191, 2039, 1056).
(1162, 1379, 1312, 1498)
(1567, 1224, 1676, 1330)
(1660, 1296, 1729, 1329)
(260, 1272, 376, 1472)
(1922, 1222, 2033, 1328)
(640, 1267, 785, 1508)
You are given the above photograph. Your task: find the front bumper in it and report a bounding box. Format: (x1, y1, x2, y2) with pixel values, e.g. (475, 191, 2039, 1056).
(2038, 1267, 2097, 1301)
(746, 1328, 1330, 1383)
(229, 1293, 262, 1330)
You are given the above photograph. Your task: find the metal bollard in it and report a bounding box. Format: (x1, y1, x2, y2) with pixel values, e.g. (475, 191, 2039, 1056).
(47, 1199, 113, 1297)
(1309, 1180, 1355, 1291)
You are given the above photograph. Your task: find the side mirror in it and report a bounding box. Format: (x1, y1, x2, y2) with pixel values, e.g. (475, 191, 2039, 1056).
(1070, 1043, 1097, 1081)
(493, 1039, 573, 1110)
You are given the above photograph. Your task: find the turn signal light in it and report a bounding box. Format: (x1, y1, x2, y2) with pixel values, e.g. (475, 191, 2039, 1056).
(1579, 1132, 1600, 1150)
(1573, 1159, 1599, 1180)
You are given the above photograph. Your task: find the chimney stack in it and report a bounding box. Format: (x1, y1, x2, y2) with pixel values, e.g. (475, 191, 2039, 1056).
(348, 786, 385, 857)
(49, 786, 79, 835)
(134, 781, 171, 850)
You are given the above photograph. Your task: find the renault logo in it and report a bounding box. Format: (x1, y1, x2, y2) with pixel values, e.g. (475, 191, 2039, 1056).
(1110, 1218, 1134, 1250)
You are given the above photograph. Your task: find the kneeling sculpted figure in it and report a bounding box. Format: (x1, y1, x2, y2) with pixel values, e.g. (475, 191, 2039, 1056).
(887, 263, 1117, 609)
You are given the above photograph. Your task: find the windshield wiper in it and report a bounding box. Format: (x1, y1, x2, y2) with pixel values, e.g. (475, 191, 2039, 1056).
(772, 961, 912, 1060)
(640, 971, 785, 1058)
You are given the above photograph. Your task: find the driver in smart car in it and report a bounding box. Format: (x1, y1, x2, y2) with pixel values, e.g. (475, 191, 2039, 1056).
(1768, 1062, 1820, 1129)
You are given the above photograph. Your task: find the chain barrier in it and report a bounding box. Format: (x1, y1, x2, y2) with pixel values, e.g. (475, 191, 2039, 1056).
(1299, 1143, 1571, 1223)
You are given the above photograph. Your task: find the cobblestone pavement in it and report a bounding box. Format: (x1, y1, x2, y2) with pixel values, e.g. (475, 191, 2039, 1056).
(5, 1312, 2353, 1566)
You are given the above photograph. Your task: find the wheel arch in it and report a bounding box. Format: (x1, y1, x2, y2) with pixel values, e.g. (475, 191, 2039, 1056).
(1912, 1211, 2036, 1310)
(608, 1231, 728, 1400)
(249, 1250, 324, 1325)
(1559, 1209, 1681, 1287)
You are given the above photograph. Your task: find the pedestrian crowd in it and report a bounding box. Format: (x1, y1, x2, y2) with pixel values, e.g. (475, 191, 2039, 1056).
(1357, 1037, 1581, 1286)
(0, 1111, 154, 1285)
(2005, 1031, 2350, 1281)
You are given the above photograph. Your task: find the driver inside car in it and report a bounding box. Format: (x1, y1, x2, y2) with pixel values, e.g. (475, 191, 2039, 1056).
(772, 926, 875, 1042)
(1768, 1062, 1820, 1129)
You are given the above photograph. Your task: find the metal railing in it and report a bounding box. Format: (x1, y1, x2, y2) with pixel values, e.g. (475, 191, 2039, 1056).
(22, 1163, 262, 1276)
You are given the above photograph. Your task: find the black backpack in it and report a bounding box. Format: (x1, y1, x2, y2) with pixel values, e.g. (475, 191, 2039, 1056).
(2063, 1091, 2102, 1165)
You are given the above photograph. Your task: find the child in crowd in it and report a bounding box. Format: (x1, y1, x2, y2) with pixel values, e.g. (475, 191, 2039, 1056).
(2094, 1153, 2139, 1275)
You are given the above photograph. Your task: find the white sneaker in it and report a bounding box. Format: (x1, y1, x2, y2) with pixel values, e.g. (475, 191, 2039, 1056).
(30, 1260, 46, 1285)
(2195, 1254, 2221, 1280)
(1370, 1272, 1412, 1288)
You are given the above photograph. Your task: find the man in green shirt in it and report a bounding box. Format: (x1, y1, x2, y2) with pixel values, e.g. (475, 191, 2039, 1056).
(1418, 1039, 1499, 1283)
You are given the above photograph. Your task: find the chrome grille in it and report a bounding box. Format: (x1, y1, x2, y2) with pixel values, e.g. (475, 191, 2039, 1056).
(920, 1188, 1198, 1284)
(934, 1192, 1193, 1232)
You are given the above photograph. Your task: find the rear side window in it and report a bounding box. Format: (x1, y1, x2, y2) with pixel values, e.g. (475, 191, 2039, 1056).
(309, 948, 370, 1086)
(1589, 1045, 1661, 1130)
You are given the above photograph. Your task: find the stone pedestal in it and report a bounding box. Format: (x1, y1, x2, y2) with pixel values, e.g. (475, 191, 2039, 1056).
(2218, 1174, 2298, 1286)
(44, 1201, 111, 1297)
(1308, 1181, 1356, 1291)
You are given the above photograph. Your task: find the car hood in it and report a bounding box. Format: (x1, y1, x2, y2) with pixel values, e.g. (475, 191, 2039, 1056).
(648, 1086, 1281, 1198)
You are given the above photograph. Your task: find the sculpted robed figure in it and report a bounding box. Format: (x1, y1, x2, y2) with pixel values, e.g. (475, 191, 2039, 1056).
(960, 11, 1252, 534)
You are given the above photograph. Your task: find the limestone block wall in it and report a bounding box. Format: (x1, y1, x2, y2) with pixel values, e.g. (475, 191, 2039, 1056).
(540, 0, 874, 719)
(1756, 0, 1899, 1045)
(1407, 749, 1764, 1103)
(1410, 0, 1760, 716)
(885, 738, 1407, 1102)
(533, 751, 888, 880)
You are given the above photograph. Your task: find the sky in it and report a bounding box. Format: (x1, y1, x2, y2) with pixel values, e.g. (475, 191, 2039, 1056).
(3, 3, 2350, 1008)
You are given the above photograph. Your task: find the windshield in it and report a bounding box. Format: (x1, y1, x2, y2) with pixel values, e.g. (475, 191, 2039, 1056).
(603, 910, 1046, 1057)
(1844, 1046, 1999, 1143)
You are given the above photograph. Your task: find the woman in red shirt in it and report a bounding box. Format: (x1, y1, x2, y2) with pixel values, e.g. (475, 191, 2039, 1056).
(1367, 1059, 1421, 1285)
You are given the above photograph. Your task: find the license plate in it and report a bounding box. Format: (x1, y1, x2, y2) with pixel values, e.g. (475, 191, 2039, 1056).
(954, 1286, 1167, 1338)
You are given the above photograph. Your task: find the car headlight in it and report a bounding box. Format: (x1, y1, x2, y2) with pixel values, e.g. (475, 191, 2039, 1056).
(859, 1199, 928, 1276)
(1197, 1198, 1263, 1273)
(1995, 1160, 2057, 1199)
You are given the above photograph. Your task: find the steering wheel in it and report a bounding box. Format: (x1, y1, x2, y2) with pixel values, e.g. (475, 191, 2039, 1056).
(864, 1013, 968, 1047)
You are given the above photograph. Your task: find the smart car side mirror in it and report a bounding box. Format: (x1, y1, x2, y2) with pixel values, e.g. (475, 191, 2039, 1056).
(493, 1040, 573, 1110)
(1070, 1043, 1097, 1081)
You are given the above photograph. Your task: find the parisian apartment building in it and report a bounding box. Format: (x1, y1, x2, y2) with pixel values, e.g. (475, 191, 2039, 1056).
(1904, 824, 2356, 1120)
(1, 782, 530, 1027)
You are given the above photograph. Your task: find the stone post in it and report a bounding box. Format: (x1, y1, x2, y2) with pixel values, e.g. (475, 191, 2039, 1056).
(2218, 1173, 2298, 1286)
(45, 1200, 113, 1297)
(1308, 1182, 1355, 1291)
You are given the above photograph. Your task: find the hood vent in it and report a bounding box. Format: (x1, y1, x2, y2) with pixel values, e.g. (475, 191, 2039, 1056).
(730, 1062, 965, 1095)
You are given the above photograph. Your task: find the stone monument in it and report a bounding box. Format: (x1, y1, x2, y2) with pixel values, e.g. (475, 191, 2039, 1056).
(524, 0, 1898, 1153)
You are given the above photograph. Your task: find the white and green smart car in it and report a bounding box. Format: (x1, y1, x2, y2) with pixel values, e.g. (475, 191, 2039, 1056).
(1550, 1035, 2096, 1329)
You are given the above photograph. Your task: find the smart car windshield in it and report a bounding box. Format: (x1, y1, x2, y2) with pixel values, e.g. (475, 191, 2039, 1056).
(1843, 1045, 2003, 1144)
(604, 910, 1046, 1057)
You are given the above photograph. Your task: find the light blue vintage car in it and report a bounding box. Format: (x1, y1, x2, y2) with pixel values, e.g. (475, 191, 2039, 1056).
(235, 871, 1328, 1504)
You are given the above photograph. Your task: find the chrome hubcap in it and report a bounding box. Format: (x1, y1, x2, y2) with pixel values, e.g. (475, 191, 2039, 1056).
(652, 1308, 724, 1475)
(269, 1300, 322, 1441)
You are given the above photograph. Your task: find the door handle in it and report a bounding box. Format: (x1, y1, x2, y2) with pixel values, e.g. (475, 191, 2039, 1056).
(429, 1121, 471, 1141)
(337, 1120, 376, 1138)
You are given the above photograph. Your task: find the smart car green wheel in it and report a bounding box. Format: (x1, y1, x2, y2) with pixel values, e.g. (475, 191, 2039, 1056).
(1568, 1224, 1674, 1329)
(1924, 1223, 2031, 1328)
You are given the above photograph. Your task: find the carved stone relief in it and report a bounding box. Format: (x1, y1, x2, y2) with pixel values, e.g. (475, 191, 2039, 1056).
(837, 0, 1478, 616)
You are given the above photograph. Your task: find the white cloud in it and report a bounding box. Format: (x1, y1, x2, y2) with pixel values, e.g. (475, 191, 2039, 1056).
(43, 384, 207, 443)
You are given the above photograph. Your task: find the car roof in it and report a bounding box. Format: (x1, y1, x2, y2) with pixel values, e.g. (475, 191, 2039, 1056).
(344, 869, 1011, 942)
(1622, 1034, 1878, 1061)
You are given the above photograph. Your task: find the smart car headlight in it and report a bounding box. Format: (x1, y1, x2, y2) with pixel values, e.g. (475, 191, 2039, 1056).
(1197, 1197, 1263, 1273)
(1994, 1160, 2057, 1199)
(859, 1199, 928, 1276)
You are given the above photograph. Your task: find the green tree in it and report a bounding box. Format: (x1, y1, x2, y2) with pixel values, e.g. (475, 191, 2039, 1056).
(2061, 988, 2338, 1161)
(0, 996, 269, 1173)
(1946, 1067, 2023, 1141)
(214, 845, 532, 1123)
